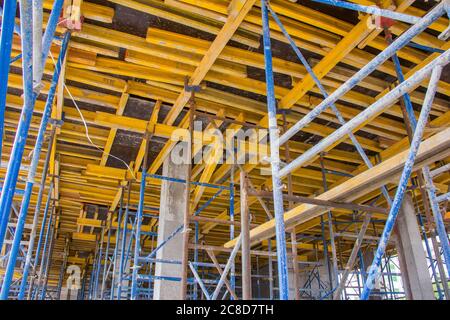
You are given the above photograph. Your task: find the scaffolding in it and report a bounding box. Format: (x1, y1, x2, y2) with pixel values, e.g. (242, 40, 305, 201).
(0, 0, 449, 301)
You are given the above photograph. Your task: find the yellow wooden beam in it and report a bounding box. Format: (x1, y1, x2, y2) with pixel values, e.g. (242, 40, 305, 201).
(163, 0, 256, 125)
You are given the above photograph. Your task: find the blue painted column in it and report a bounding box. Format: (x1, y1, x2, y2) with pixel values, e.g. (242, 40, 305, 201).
(422, 167, 450, 276)
(0, 32, 70, 300)
(260, 0, 289, 300)
(0, 0, 64, 251)
(131, 156, 147, 299)
(0, 1, 18, 162)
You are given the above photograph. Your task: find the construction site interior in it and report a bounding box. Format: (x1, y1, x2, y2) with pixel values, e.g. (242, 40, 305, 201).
(0, 0, 449, 301)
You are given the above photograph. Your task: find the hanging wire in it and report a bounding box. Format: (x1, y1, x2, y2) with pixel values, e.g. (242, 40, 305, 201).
(48, 50, 137, 180)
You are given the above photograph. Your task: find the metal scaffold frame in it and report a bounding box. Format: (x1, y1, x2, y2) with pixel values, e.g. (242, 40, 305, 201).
(0, 0, 449, 301)
(259, 0, 450, 300)
(0, 0, 66, 300)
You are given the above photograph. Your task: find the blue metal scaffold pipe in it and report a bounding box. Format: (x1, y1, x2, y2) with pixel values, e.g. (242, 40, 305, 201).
(267, 2, 393, 204)
(309, 0, 420, 24)
(422, 167, 450, 275)
(131, 142, 149, 299)
(39, 211, 56, 300)
(0, 32, 70, 300)
(26, 181, 53, 299)
(260, 0, 289, 300)
(278, 1, 447, 148)
(18, 127, 55, 299)
(34, 202, 55, 299)
(416, 207, 443, 299)
(111, 188, 124, 299)
(0, 0, 64, 251)
(229, 163, 236, 297)
(361, 65, 443, 299)
(279, 48, 450, 178)
(0, 0, 34, 253)
(118, 184, 131, 299)
(0, 1, 18, 163)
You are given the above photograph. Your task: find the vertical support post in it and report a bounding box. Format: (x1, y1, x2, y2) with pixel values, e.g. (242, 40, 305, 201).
(180, 94, 195, 299)
(131, 136, 150, 299)
(268, 239, 274, 300)
(422, 167, 450, 275)
(282, 112, 300, 300)
(290, 232, 300, 300)
(57, 237, 70, 299)
(319, 154, 339, 295)
(384, 29, 417, 131)
(320, 216, 331, 295)
(0, 0, 34, 251)
(27, 182, 54, 300)
(101, 215, 113, 300)
(19, 127, 55, 300)
(0, 32, 71, 300)
(39, 207, 57, 300)
(0, 0, 17, 161)
(111, 188, 124, 300)
(260, 0, 289, 300)
(361, 65, 443, 300)
(118, 181, 132, 299)
(94, 229, 105, 299)
(32, 0, 43, 89)
(240, 170, 252, 299)
(229, 163, 236, 296)
(0, 0, 64, 251)
(415, 207, 443, 299)
(34, 205, 55, 299)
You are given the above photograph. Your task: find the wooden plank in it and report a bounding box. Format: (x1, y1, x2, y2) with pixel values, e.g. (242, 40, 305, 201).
(163, 0, 256, 125)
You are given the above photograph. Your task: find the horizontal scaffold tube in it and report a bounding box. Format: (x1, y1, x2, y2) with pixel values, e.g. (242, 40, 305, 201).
(278, 1, 447, 147)
(310, 0, 420, 24)
(279, 49, 450, 178)
(435, 192, 450, 203)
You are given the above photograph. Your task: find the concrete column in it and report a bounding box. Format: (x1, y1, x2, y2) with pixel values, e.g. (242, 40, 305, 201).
(153, 150, 188, 300)
(395, 194, 435, 300)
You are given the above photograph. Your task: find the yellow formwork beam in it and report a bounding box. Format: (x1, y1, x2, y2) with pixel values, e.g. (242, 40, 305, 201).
(44, 0, 115, 23)
(163, 0, 257, 126)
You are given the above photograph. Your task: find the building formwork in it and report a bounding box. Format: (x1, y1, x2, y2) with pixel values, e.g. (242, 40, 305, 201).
(0, 0, 449, 300)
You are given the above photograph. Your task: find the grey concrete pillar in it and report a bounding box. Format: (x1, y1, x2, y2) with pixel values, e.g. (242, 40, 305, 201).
(395, 194, 435, 300)
(153, 150, 188, 300)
